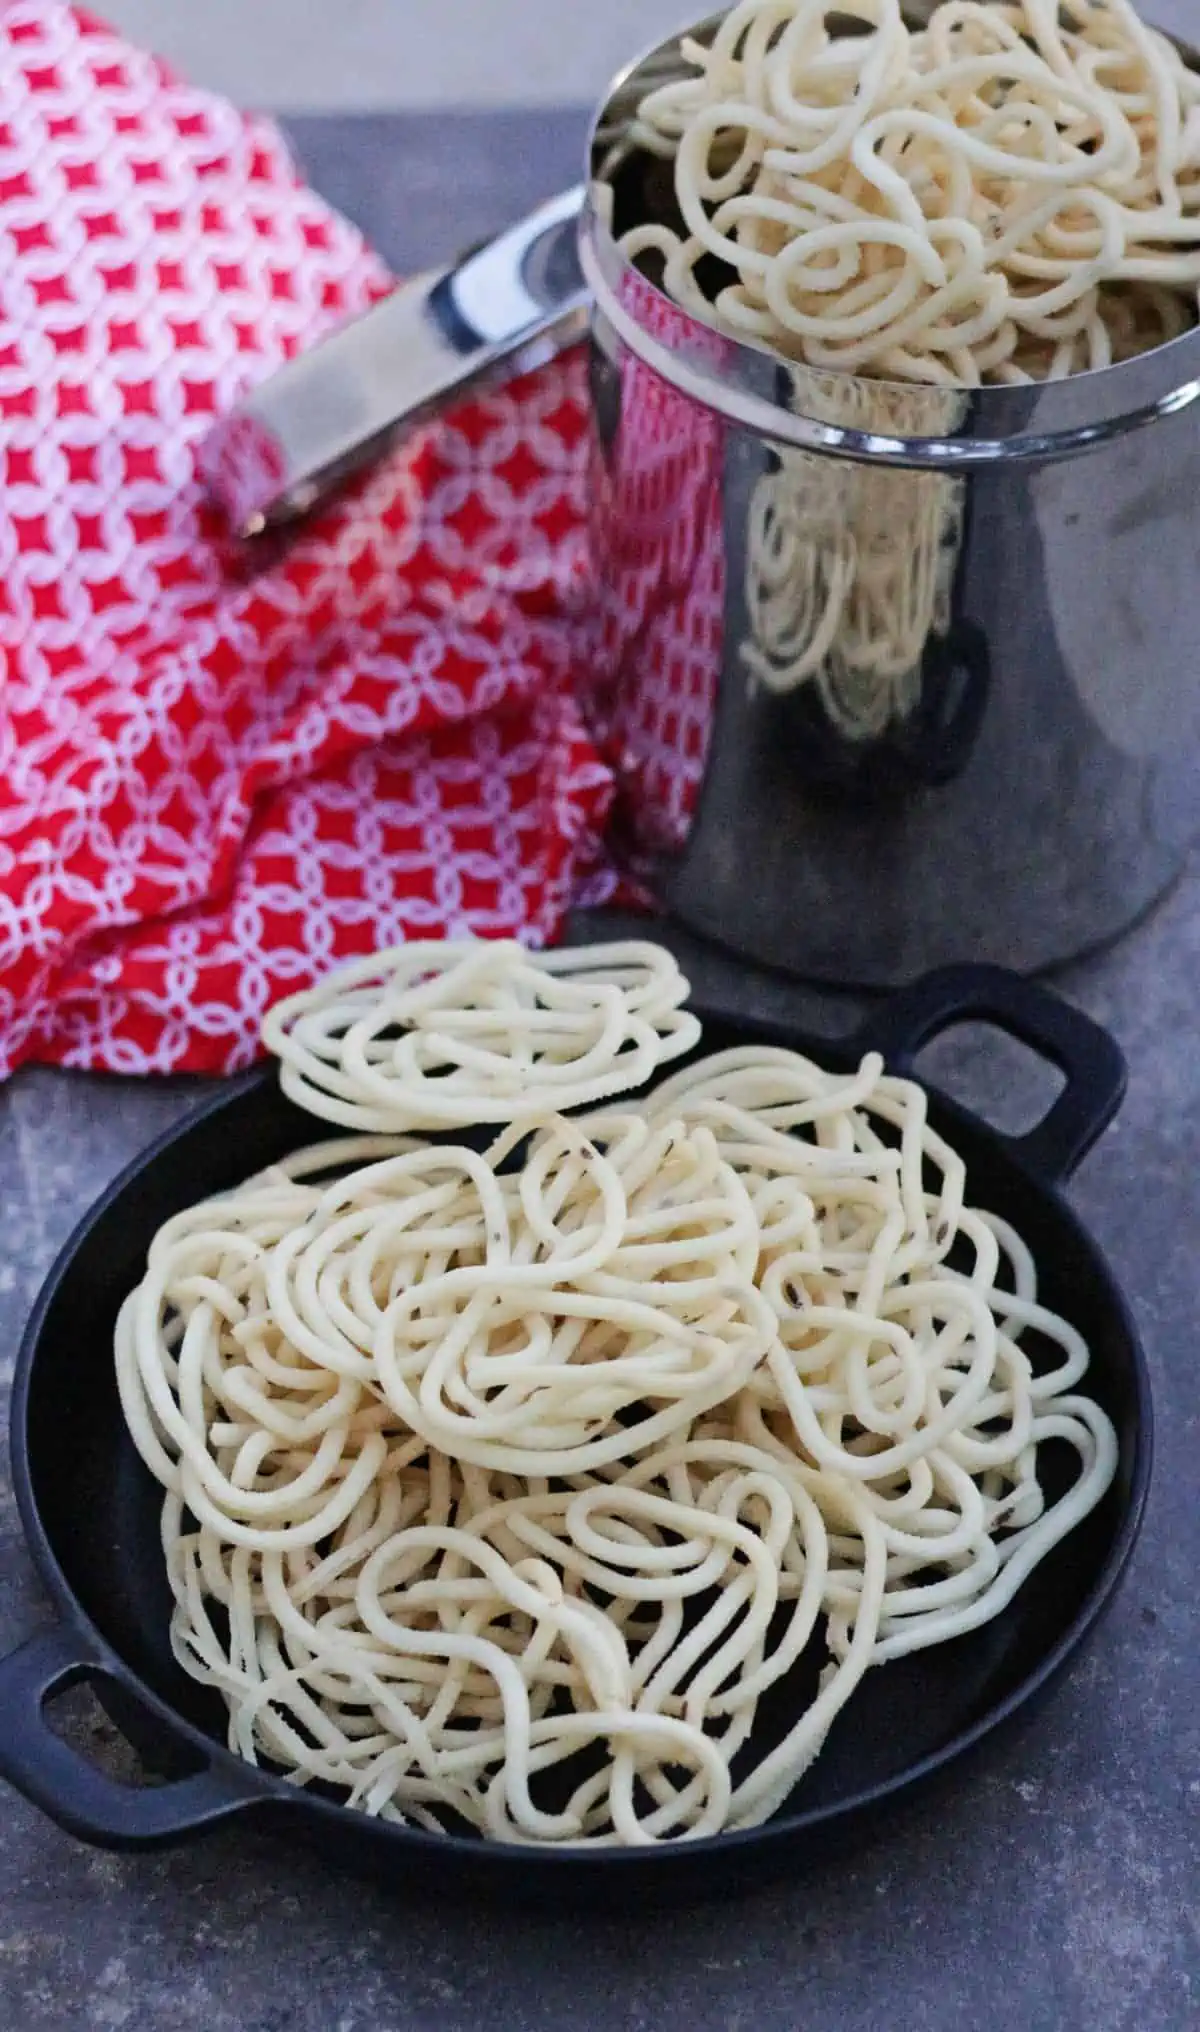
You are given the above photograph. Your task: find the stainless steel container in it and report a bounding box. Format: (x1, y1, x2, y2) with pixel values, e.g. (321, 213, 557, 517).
(204, 12, 1200, 988)
(577, 18, 1200, 986)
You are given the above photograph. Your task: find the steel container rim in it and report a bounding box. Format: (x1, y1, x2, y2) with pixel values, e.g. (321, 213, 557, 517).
(584, 11, 1200, 471)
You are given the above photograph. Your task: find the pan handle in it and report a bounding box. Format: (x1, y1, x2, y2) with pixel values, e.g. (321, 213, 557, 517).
(0, 1626, 254, 1850)
(853, 964, 1126, 1185)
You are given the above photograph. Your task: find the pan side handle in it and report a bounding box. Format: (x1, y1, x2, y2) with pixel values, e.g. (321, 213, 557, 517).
(853, 964, 1127, 1185)
(0, 1625, 255, 1850)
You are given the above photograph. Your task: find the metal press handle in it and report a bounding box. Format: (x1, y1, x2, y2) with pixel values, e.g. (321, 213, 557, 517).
(200, 184, 591, 536)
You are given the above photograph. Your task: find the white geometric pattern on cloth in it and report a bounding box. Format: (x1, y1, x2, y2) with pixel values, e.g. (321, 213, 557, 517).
(0, 0, 623, 1079)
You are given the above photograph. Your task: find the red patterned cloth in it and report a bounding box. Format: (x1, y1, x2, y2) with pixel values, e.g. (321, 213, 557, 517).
(0, 0, 618, 1077)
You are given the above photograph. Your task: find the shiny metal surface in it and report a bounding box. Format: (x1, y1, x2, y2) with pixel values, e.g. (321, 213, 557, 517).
(581, 188, 1200, 467)
(201, 185, 589, 533)
(578, 18, 1200, 985)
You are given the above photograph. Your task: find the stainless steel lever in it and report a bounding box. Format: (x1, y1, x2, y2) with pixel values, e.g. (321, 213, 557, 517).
(201, 184, 589, 535)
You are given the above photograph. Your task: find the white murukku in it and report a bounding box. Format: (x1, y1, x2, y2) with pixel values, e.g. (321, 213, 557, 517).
(115, 942, 1118, 1844)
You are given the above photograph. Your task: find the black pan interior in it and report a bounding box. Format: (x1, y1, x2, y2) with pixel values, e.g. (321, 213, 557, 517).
(19, 1011, 1143, 1839)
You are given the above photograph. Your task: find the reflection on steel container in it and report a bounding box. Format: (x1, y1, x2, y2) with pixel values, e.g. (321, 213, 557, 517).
(577, 129, 1200, 986)
(584, 270, 727, 856)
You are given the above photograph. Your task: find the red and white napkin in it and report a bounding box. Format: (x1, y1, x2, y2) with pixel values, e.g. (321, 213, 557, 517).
(0, 0, 620, 1078)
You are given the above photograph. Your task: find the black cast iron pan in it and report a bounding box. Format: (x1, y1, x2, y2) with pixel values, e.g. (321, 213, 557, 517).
(0, 965, 1152, 1904)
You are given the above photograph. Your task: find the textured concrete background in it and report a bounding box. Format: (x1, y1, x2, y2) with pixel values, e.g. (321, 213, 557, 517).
(98, 0, 1199, 110)
(95, 0, 693, 110)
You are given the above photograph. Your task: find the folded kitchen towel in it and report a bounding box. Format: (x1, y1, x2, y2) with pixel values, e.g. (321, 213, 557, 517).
(0, 0, 618, 1077)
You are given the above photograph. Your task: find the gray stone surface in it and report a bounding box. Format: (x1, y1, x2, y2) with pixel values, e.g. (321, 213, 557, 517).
(0, 112, 1196, 2032)
(284, 110, 589, 276)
